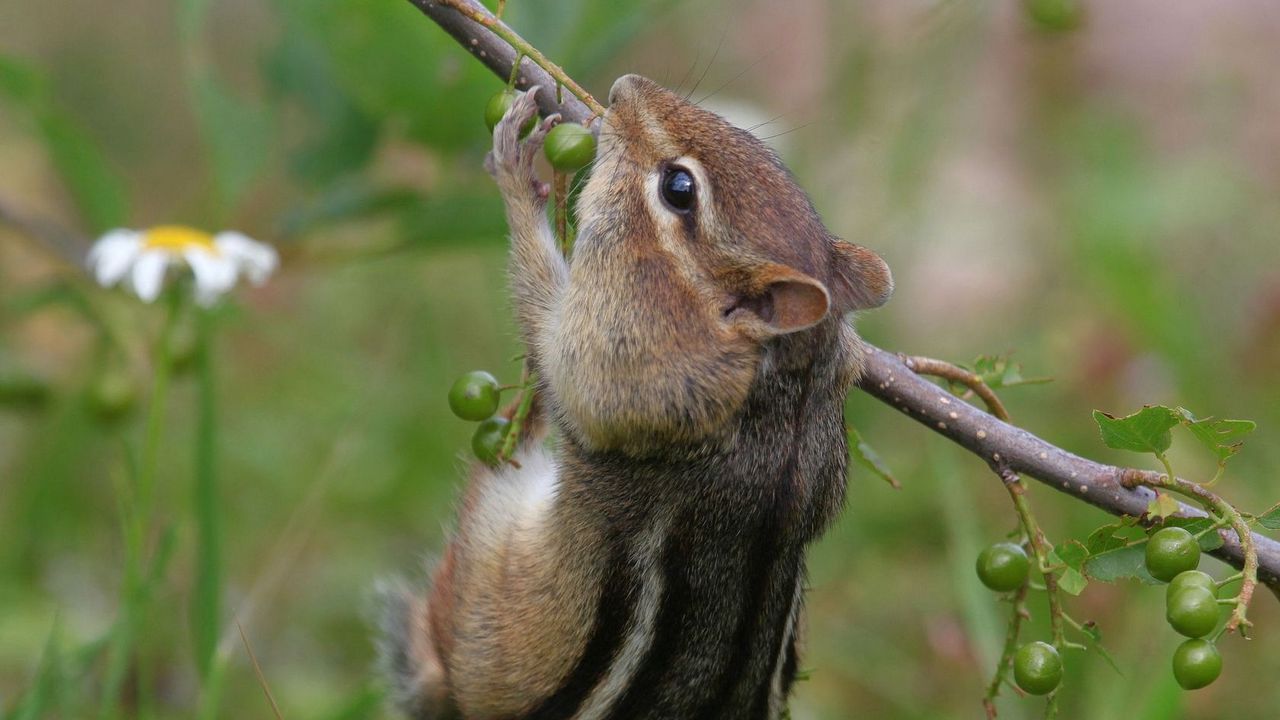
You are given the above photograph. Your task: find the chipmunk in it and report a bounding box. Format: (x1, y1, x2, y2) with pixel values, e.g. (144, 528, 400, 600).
(382, 75, 892, 720)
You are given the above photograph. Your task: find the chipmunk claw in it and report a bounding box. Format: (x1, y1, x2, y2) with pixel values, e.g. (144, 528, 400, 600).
(486, 88, 564, 202)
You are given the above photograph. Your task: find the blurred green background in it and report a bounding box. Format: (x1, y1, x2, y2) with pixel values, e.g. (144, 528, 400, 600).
(2, 0, 1279, 718)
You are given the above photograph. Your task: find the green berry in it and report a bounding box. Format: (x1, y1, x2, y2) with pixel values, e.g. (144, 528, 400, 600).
(975, 542, 1030, 592)
(543, 123, 596, 172)
(1172, 638, 1222, 690)
(1145, 526, 1201, 582)
(471, 416, 510, 465)
(1166, 586, 1220, 639)
(1024, 0, 1083, 32)
(448, 371, 501, 422)
(484, 90, 536, 135)
(87, 368, 137, 421)
(1166, 570, 1216, 604)
(1013, 641, 1063, 696)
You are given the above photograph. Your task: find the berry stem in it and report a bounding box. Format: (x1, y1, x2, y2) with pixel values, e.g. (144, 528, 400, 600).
(983, 582, 1029, 719)
(497, 366, 536, 463)
(910, 354, 1065, 716)
(1121, 466, 1257, 636)
(1000, 468, 1066, 718)
(437, 0, 606, 118)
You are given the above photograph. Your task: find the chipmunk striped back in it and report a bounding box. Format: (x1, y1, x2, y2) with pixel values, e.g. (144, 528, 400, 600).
(383, 75, 892, 720)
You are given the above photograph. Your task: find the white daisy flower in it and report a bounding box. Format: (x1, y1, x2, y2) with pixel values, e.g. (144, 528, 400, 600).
(87, 226, 279, 307)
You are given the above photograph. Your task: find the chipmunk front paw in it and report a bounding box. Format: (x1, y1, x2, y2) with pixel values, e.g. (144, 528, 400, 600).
(485, 87, 559, 204)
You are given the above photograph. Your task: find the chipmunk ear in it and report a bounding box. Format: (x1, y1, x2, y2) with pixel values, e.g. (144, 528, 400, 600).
(729, 263, 832, 337)
(830, 240, 893, 312)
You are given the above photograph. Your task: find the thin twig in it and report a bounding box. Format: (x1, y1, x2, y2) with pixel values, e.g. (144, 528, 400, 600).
(902, 355, 1010, 422)
(406, 0, 601, 122)
(983, 582, 1029, 718)
(858, 346, 1280, 598)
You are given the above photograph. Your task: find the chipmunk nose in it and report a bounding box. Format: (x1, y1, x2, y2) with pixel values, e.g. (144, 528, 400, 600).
(608, 74, 645, 106)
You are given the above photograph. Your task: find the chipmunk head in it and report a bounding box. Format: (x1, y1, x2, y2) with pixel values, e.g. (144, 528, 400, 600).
(551, 75, 892, 455)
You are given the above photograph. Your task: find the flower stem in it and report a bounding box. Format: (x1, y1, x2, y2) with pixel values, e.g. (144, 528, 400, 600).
(137, 290, 182, 530)
(192, 307, 222, 683)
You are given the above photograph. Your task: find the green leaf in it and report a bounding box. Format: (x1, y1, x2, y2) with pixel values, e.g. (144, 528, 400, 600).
(11, 619, 62, 720)
(1056, 540, 1089, 571)
(0, 372, 51, 409)
(848, 425, 899, 489)
(970, 353, 1052, 390)
(0, 54, 129, 232)
(191, 71, 273, 215)
(1084, 542, 1160, 584)
(1093, 406, 1181, 455)
(1058, 567, 1088, 595)
(1177, 408, 1256, 463)
(1257, 504, 1280, 530)
(277, 182, 419, 239)
(1085, 522, 1130, 554)
(35, 112, 129, 231)
(0, 54, 45, 102)
(1146, 491, 1179, 521)
(264, 31, 379, 184)
(320, 684, 386, 720)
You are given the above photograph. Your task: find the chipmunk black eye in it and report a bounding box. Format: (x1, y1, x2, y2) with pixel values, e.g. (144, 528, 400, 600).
(660, 167, 696, 213)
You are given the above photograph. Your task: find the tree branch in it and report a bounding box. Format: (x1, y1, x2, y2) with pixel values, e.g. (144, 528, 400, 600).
(405, 0, 1280, 599)
(858, 346, 1280, 597)
(406, 0, 595, 123)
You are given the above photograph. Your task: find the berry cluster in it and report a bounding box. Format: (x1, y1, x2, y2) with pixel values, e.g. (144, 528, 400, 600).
(485, 90, 597, 171)
(447, 370, 511, 465)
(1145, 526, 1224, 690)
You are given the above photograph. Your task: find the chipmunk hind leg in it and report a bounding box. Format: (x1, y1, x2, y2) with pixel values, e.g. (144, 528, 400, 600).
(378, 576, 460, 719)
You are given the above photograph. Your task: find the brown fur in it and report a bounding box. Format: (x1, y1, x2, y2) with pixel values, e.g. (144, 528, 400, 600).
(383, 75, 892, 720)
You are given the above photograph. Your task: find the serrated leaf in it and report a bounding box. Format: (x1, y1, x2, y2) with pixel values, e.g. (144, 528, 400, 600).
(970, 353, 1052, 389)
(1084, 543, 1160, 584)
(1086, 523, 1130, 554)
(1057, 540, 1089, 571)
(1177, 408, 1256, 464)
(1093, 406, 1181, 455)
(1258, 504, 1280, 530)
(849, 425, 899, 489)
(1146, 491, 1179, 521)
(1058, 568, 1088, 595)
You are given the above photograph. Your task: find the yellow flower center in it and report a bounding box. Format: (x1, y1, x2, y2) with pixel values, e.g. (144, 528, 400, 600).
(143, 225, 217, 253)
